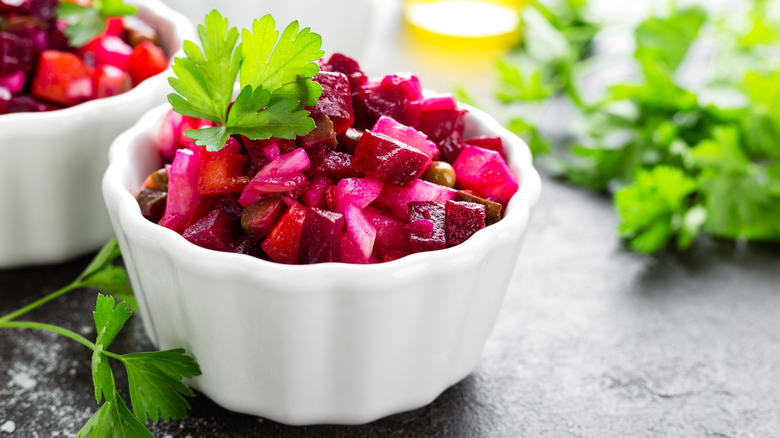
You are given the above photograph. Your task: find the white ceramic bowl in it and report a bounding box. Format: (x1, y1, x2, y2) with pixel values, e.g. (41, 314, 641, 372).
(103, 102, 542, 425)
(0, 0, 193, 268)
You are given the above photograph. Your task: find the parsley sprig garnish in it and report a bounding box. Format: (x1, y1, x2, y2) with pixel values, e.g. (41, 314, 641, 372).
(168, 10, 325, 151)
(0, 239, 201, 437)
(57, 0, 138, 47)
(494, 0, 780, 253)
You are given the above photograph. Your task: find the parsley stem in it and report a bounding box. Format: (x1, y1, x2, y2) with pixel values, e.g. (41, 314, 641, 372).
(0, 282, 81, 324)
(0, 320, 96, 351)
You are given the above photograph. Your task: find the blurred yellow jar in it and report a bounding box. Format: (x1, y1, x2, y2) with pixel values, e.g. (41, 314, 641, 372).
(403, 0, 524, 49)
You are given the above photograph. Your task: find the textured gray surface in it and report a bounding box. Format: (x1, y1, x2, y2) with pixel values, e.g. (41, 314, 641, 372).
(1, 176, 779, 437)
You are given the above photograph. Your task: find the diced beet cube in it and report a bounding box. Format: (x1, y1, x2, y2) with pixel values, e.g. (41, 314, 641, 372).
(32, 50, 94, 106)
(416, 104, 467, 143)
(214, 194, 242, 225)
(332, 177, 383, 214)
(320, 53, 363, 76)
(299, 177, 332, 210)
(234, 235, 270, 260)
(159, 148, 202, 233)
(93, 64, 132, 98)
(445, 201, 486, 247)
(453, 145, 519, 204)
(456, 191, 503, 225)
(243, 137, 297, 171)
(261, 201, 308, 264)
(0, 31, 37, 75)
(319, 52, 367, 93)
(197, 153, 251, 196)
(308, 71, 354, 134)
(241, 196, 287, 242)
(297, 112, 338, 149)
(183, 209, 241, 252)
(358, 73, 423, 128)
(364, 206, 411, 254)
(129, 40, 168, 85)
(419, 95, 457, 111)
(79, 35, 133, 70)
(464, 136, 505, 159)
(372, 179, 458, 221)
(305, 144, 362, 180)
(372, 115, 438, 170)
(351, 130, 428, 187)
(408, 201, 446, 253)
(299, 208, 344, 264)
(437, 131, 466, 164)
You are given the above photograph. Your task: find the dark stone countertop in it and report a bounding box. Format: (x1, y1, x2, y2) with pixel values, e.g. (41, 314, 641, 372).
(2, 175, 779, 437)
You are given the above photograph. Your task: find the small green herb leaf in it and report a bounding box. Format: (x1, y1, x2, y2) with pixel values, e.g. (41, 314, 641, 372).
(240, 14, 324, 92)
(92, 294, 131, 404)
(168, 10, 241, 126)
(75, 395, 154, 438)
(122, 349, 202, 423)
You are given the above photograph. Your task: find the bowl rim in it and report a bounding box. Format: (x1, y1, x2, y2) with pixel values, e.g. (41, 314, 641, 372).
(104, 100, 542, 277)
(0, 0, 193, 131)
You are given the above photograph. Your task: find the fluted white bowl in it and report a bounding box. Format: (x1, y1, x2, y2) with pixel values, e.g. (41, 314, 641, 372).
(103, 101, 541, 425)
(0, 0, 193, 268)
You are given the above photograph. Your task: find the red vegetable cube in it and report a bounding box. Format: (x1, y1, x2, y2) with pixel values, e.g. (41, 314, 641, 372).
(358, 73, 423, 128)
(445, 201, 486, 247)
(408, 201, 446, 253)
(32, 50, 94, 106)
(298, 208, 344, 264)
(128, 40, 168, 85)
(308, 71, 354, 134)
(372, 179, 457, 221)
(79, 35, 133, 70)
(453, 145, 519, 204)
(351, 130, 428, 187)
(464, 136, 505, 159)
(261, 200, 308, 264)
(182, 209, 241, 252)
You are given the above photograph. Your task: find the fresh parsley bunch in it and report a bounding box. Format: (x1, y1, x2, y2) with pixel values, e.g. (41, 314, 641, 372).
(0, 240, 201, 437)
(168, 10, 324, 151)
(497, 0, 780, 254)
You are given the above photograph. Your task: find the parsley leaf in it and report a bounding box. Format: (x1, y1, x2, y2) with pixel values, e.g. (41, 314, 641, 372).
(122, 349, 201, 422)
(240, 14, 324, 103)
(615, 166, 702, 253)
(76, 395, 154, 438)
(56, 0, 137, 48)
(168, 10, 241, 125)
(92, 295, 132, 404)
(168, 11, 323, 151)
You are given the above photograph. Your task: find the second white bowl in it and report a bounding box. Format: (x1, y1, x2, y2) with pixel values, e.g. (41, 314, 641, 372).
(0, 0, 193, 268)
